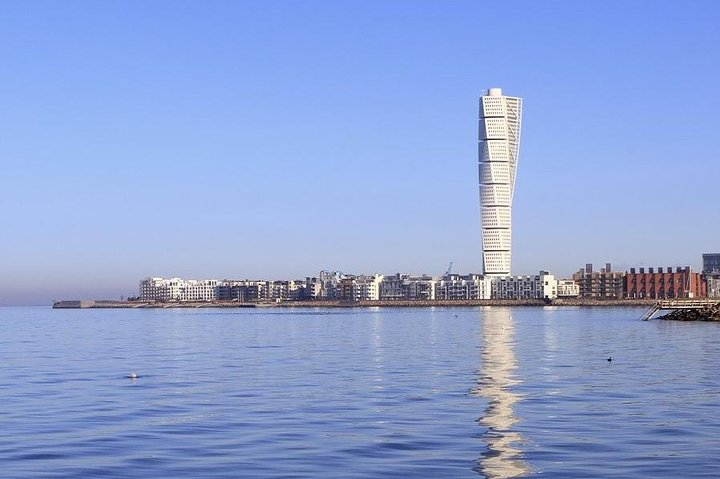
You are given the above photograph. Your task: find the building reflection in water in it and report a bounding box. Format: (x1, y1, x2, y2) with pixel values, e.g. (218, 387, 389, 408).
(471, 307, 530, 478)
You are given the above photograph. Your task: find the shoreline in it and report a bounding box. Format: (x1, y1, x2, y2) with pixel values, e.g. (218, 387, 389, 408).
(52, 298, 660, 309)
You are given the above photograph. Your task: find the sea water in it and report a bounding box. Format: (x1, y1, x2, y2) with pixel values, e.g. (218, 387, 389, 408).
(1, 306, 719, 478)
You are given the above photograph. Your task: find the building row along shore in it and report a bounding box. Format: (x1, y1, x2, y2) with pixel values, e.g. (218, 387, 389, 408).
(51, 256, 720, 309)
(137, 271, 558, 303)
(126, 257, 718, 305)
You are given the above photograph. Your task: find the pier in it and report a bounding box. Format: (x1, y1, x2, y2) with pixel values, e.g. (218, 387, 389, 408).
(641, 299, 720, 320)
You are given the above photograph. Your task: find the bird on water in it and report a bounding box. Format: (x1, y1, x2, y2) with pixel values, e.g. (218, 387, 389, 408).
(127, 372, 138, 379)
(607, 357, 612, 362)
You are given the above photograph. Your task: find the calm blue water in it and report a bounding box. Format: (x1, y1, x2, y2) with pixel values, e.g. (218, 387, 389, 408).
(1, 306, 719, 478)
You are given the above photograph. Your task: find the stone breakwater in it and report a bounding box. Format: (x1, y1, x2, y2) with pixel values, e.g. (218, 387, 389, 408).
(53, 298, 658, 309)
(658, 303, 720, 321)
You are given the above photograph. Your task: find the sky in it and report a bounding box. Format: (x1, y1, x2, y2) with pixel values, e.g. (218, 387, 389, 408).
(1, 0, 719, 305)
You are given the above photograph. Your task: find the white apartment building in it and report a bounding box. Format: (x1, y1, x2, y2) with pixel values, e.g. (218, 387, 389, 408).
(557, 279, 580, 298)
(435, 274, 492, 300)
(479, 87, 522, 277)
(352, 274, 384, 301)
(140, 277, 177, 301)
(491, 271, 557, 300)
(139, 277, 220, 301)
(184, 279, 220, 301)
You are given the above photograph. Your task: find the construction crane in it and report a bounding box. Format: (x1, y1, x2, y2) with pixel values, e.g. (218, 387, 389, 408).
(441, 261, 454, 279)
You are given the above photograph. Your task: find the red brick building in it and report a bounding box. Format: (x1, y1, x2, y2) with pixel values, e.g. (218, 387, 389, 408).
(624, 267, 706, 299)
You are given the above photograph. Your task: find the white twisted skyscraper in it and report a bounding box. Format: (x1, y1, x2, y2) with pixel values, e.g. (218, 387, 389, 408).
(478, 88, 522, 276)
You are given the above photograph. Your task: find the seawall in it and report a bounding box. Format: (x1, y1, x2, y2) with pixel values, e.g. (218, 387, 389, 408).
(52, 298, 658, 309)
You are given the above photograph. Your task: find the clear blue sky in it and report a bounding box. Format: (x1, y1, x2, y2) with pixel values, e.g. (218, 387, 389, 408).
(1, 1, 719, 305)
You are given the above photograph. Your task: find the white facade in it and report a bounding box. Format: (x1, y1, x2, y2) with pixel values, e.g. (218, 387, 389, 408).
(491, 271, 557, 300)
(139, 277, 219, 301)
(353, 274, 384, 301)
(435, 274, 492, 300)
(479, 88, 522, 276)
(557, 279, 580, 298)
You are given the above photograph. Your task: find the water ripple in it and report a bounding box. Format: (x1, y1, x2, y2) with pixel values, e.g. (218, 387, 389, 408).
(1, 306, 719, 477)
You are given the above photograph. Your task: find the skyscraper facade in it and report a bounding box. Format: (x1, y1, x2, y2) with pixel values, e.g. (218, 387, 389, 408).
(478, 88, 522, 276)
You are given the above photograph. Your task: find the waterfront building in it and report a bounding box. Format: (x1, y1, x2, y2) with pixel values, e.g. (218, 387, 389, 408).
(703, 253, 720, 275)
(556, 279, 580, 298)
(140, 277, 179, 301)
(184, 279, 220, 301)
(318, 270, 343, 300)
(379, 274, 436, 301)
(300, 277, 322, 300)
(572, 263, 624, 298)
(336, 274, 384, 301)
(702, 254, 720, 299)
(624, 267, 706, 299)
(479, 87, 522, 277)
(352, 274, 384, 301)
(379, 274, 406, 300)
(435, 274, 491, 300)
(491, 271, 557, 300)
(211, 279, 271, 302)
(707, 277, 720, 298)
(268, 281, 289, 302)
(405, 275, 436, 300)
(217, 281, 248, 301)
(339, 276, 355, 301)
(246, 280, 269, 301)
(237, 280, 270, 302)
(139, 277, 220, 302)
